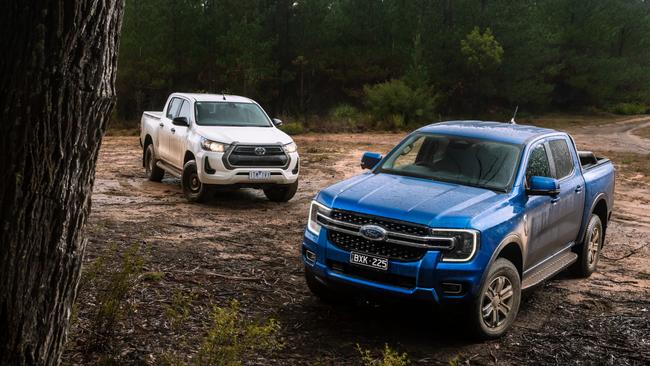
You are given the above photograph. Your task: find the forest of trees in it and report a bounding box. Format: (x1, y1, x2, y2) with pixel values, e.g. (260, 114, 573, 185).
(116, 0, 650, 125)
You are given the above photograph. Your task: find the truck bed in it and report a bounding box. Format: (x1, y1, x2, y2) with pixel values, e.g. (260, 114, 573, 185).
(143, 111, 162, 119)
(578, 151, 610, 171)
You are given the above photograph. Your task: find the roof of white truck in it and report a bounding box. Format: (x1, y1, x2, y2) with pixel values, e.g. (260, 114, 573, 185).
(172, 93, 255, 103)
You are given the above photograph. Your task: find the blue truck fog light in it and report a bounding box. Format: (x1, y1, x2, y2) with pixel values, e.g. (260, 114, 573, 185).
(441, 282, 463, 295)
(304, 248, 316, 264)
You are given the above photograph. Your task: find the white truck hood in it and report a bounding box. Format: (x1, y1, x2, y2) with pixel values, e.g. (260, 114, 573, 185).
(194, 125, 293, 145)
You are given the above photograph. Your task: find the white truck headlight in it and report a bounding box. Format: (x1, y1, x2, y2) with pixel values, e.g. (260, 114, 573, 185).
(307, 200, 331, 235)
(437, 229, 479, 262)
(283, 142, 298, 153)
(201, 137, 228, 152)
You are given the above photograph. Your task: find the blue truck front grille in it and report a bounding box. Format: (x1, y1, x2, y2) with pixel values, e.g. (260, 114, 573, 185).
(330, 210, 430, 236)
(328, 230, 427, 261)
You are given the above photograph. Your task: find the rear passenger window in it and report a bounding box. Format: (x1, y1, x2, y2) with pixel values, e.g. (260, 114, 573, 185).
(166, 98, 182, 119)
(549, 139, 574, 179)
(526, 144, 551, 182)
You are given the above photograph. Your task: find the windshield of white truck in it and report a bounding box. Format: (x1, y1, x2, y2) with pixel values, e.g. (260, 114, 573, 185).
(194, 102, 272, 127)
(378, 133, 522, 191)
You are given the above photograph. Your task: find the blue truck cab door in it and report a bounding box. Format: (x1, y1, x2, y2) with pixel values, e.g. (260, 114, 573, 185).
(523, 141, 559, 267)
(547, 137, 586, 249)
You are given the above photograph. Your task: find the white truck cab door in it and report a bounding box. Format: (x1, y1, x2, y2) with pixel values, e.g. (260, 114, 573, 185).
(169, 99, 192, 169)
(159, 97, 183, 163)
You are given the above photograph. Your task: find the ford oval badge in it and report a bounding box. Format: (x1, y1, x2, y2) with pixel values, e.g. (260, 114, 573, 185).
(359, 225, 387, 241)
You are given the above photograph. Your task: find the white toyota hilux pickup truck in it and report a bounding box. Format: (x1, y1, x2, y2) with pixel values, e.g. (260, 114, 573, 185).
(140, 93, 299, 202)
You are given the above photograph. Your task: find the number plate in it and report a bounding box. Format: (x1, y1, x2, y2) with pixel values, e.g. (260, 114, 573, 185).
(249, 171, 271, 180)
(349, 251, 388, 271)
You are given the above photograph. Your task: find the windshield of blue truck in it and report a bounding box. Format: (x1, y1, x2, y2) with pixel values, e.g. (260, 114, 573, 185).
(194, 102, 272, 127)
(378, 134, 522, 191)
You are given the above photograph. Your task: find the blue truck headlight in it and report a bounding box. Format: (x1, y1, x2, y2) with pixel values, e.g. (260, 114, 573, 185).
(307, 200, 331, 235)
(435, 229, 479, 262)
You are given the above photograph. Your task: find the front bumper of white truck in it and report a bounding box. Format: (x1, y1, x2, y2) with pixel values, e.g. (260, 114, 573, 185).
(195, 147, 299, 185)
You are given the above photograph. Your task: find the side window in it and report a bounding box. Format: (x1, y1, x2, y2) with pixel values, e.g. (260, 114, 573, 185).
(166, 98, 182, 119)
(178, 100, 191, 120)
(526, 143, 551, 183)
(549, 139, 574, 179)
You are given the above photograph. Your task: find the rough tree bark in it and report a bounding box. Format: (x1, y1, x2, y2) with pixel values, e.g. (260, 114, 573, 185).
(0, 1, 124, 365)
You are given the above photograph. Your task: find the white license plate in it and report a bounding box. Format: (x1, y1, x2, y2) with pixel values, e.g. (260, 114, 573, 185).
(249, 171, 271, 180)
(349, 251, 388, 271)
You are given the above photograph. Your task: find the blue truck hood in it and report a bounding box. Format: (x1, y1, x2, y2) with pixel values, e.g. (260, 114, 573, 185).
(317, 172, 510, 229)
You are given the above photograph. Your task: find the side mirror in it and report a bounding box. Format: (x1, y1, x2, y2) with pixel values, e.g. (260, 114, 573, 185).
(526, 176, 560, 196)
(272, 118, 283, 127)
(361, 152, 383, 170)
(172, 116, 189, 127)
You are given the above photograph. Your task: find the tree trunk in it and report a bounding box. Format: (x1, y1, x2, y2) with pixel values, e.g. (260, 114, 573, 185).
(0, 1, 124, 365)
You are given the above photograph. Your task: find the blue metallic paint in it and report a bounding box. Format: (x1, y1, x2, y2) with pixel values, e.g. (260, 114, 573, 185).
(302, 121, 615, 305)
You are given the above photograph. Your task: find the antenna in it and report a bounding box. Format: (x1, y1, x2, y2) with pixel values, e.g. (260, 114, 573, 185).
(221, 91, 226, 100)
(510, 105, 519, 124)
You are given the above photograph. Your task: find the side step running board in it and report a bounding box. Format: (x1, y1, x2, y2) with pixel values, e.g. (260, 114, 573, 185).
(522, 250, 577, 290)
(156, 161, 182, 178)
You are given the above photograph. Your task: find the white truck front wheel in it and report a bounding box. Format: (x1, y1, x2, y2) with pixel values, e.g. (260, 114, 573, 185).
(182, 160, 210, 203)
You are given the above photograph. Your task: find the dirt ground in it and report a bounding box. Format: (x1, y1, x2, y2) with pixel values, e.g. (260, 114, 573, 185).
(64, 117, 650, 365)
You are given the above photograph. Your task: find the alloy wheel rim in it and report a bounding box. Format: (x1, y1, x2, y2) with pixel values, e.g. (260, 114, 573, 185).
(481, 275, 514, 329)
(189, 173, 201, 193)
(588, 225, 600, 266)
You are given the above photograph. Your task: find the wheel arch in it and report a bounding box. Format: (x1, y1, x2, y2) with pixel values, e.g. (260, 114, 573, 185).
(478, 234, 524, 291)
(591, 197, 608, 244)
(580, 193, 609, 245)
(142, 134, 154, 167)
(183, 150, 195, 165)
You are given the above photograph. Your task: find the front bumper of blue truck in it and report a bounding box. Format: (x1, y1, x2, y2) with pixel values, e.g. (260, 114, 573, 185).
(301, 214, 489, 305)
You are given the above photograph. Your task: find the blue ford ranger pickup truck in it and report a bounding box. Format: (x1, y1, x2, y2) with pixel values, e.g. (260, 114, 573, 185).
(301, 121, 615, 338)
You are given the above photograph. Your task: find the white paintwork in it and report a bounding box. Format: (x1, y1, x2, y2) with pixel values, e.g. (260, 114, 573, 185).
(140, 93, 299, 185)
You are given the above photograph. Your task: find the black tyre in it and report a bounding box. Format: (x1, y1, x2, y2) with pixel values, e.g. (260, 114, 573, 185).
(468, 258, 521, 339)
(181, 160, 210, 203)
(263, 179, 299, 202)
(305, 268, 342, 304)
(573, 214, 603, 278)
(144, 144, 164, 182)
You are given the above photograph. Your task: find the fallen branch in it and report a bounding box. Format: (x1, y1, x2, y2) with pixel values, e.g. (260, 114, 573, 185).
(171, 268, 260, 281)
(602, 242, 650, 261)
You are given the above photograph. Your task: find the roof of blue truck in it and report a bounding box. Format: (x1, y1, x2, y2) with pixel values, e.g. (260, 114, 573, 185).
(417, 121, 559, 145)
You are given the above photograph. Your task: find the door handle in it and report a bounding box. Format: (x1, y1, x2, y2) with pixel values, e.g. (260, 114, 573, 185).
(551, 197, 560, 204)
(575, 185, 583, 193)
(159, 122, 164, 127)
(171, 128, 176, 133)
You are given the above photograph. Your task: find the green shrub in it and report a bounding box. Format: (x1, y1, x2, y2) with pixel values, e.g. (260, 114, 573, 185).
(610, 102, 646, 115)
(280, 122, 305, 135)
(330, 104, 359, 120)
(460, 27, 504, 72)
(196, 300, 283, 366)
(164, 290, 196, 330)
(142, 271, 164, 282)
(92, 244, 144, 341)
(329, 104, 359, 131)
(357, 344, 409, 366)
(363, 79, 435, 127)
